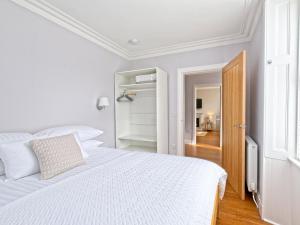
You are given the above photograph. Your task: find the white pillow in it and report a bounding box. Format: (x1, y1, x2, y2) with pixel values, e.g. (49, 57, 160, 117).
(0, 134, 87, 180)
(0, 132, 33, 176)
(0, 160, 5, 176)
(72, 133, 88, 158)
(34, 126, 103, 141)
(0, 140, 40, 179)
(81, 140, 104, 149)
(0, 132, 33, 144)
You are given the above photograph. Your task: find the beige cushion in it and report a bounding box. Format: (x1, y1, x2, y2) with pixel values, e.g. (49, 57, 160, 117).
(32, 134, 85, 180)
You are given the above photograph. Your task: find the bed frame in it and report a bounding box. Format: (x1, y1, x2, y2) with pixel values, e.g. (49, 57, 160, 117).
(211, 188, 219, 225)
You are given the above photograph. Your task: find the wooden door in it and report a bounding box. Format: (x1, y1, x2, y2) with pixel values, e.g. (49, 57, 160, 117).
(222, 51, 246, 200)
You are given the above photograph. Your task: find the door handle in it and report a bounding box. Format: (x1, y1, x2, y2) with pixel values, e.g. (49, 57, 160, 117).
(234, 124, 247, 129)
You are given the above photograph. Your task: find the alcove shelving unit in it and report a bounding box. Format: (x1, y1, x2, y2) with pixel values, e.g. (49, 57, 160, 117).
(115, 67, 168, 154)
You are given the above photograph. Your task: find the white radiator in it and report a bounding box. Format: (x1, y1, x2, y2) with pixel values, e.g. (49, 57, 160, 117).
(246, 136, 258, 193)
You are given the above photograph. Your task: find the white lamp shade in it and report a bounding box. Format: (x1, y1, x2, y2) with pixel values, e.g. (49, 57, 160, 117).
(99, 97, 110, 107)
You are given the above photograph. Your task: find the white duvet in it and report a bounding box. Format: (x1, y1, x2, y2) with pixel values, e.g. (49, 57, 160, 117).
(0, 147, 227, 225)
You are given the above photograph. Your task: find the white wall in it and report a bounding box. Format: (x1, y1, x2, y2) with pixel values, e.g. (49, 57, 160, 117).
(263, 159, 292, 225)
(184, 72, 221, 141)
(129, 43, 250, 154)
(0, 0, 127, 146)
(196, 88, 220, 130)
(290, 163, 300, 224)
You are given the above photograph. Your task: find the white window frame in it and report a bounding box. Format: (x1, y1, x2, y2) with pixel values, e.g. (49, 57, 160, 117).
(264, 0, 299, 161)
(296, 13, 300, 161)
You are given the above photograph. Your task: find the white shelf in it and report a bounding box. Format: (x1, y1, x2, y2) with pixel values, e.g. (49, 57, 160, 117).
(119, 83, 156, 90)
(115, 68, 169, 155)
(128, 88, 155, 92)
(122, 145, 157, 153)
(130, 122, 156, 125)
(118, 135, 157, 143)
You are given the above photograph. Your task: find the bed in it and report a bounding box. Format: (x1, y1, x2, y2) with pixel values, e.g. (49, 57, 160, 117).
(0, 147, 227, 225)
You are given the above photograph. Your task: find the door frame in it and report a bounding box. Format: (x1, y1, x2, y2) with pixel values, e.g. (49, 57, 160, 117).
(177, 63, 227, 156)
(193, 85, 222, 146)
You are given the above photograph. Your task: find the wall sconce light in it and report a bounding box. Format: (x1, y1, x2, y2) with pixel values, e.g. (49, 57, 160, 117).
(97, 97, 110, 110)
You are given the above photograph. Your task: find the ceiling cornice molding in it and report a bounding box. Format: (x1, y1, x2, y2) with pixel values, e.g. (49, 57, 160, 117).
(10, 0, 263, 61)
(247, 0, 264, 40)
(127, 34, 251, 60)
(127, 0, 263, 60)
(10, 0, 130, 59)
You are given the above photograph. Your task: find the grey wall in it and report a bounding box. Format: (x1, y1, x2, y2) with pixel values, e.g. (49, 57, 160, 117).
(129, 43, 250, 154)
(248, 12, 265, 199)
(0, 0, 127, 147)
(0, 0, 252, 155)
(184, 72, 221, 141)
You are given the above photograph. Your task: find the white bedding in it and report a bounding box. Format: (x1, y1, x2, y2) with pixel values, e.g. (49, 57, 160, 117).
(0, 147, 227, 225)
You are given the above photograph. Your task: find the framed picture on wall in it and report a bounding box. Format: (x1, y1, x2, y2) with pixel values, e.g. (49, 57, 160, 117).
(196, 99, 202, 109)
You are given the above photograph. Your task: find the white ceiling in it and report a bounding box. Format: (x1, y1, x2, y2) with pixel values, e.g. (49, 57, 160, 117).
(12, 0, 262, 59)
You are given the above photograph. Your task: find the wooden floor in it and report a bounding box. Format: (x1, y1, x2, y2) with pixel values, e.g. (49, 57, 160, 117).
(185, 138, 269, 225)
(218, 185, 269, 225)
(185, 143, 222, 165)
(196, 131, 220, 147)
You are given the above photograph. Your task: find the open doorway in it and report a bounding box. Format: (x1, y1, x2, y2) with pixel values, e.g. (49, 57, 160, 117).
(194, 86, 221, 147)
(178, 51, 246, 199)
(183, 71, 222, 165)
